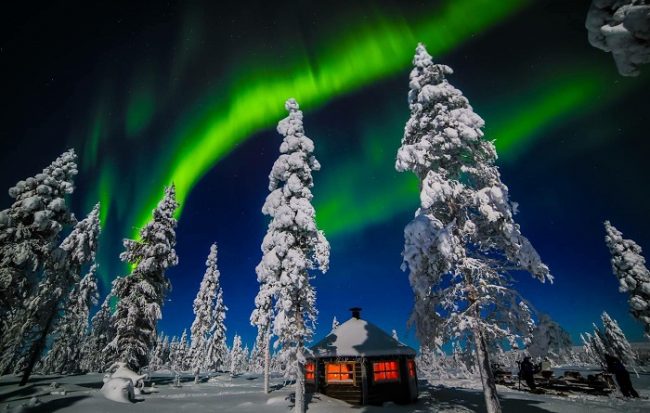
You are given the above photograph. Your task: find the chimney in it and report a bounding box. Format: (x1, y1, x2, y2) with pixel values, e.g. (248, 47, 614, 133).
(349, 307, 362, 319)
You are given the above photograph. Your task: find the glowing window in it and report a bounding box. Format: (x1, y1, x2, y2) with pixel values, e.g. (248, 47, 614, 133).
(373, 360, 400, 382)
(326, 362, 354, 383)
(306, 362, 315, 381)
(407, 359, 416, 378)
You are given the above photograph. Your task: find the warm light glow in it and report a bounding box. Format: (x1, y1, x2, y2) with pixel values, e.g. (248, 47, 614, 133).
(306, 362, 315, 381)
(407, 359, 416, 378)
(326, 362, 354, 383)
(373, 361, 399, 382)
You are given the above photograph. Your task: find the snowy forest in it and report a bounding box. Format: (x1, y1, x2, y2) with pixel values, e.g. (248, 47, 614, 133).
(1, 1, 649, 412)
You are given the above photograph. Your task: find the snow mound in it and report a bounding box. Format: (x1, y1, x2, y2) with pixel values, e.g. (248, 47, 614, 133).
(101, 377, 135, 403)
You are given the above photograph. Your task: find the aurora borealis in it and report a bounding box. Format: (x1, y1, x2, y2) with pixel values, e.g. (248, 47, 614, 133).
(1, 0, 648, 350)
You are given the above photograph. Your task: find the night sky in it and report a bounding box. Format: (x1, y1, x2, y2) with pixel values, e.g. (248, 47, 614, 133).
(1, 0, 649, 350)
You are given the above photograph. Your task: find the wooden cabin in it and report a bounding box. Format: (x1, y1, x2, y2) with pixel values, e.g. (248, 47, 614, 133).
(306, 308, 418, 405)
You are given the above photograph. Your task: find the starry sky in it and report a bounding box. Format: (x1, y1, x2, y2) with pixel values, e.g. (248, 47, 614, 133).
(1, 0, 648, 350)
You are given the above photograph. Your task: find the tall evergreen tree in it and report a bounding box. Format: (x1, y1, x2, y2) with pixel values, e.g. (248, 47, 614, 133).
(0, 149, 78, 336)
(601, 312, 637, 369)
(189, 243, 226, 381)
(42, 265, 99, 374)
(248, 342, 264, 374)
(250, 271, 274, 392)
(148, 333, 166, 372)
(604, 221, 650, 339)
(229, 334, 245, 377)
(206, 256, 228, 373)
(257, 98, 330, 413)
(395, 44, 552, 413)
(13, 204, 100, 385)
(82, 292, 115, 372)
(108, 185, 178, 371)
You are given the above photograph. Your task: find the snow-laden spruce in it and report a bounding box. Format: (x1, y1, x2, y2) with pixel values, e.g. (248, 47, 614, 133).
(171, 329, 189, 372)
(42, 265, 99, 374)
(207, 265, 228, 372)
(250, 267, 274, 392)
(83, 292, 116, 372)
(581, 312, 637, 370)
(229, 334, 246, 377)
(0, 149, 78, 350)
(601, 312, 638, 369)
(148, 334, 167, 372)
(252, 98, 330, 412)
(585, 0, 650, 76)
(527, 314, 573, 364)
(189, 243, 227, 381)
(395, 44, 552, 413)
(604, 221, 650, 339)
(108, 185, 178, 371)
(8, 203, 100, 385)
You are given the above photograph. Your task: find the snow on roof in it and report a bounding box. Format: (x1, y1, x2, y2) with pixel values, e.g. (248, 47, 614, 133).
(310, 317, 416, 358)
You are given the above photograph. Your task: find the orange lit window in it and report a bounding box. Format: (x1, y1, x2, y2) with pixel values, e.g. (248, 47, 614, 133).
(306, 362, 315, 381)
(326, 362, 354, 383)
(407, 359, 416, 378)
(373, 360, 399, 382)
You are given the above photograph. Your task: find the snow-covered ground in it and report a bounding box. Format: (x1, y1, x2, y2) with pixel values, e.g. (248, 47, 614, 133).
(1, 368, 649, 412)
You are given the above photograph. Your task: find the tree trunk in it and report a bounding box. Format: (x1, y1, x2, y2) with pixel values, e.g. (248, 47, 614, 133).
(294, 360, 305, 413)
(20, 306, 57, 386)
(294, 300, 305, 413)
(472, 324, 501, 413)
(263, 330, 271, 393)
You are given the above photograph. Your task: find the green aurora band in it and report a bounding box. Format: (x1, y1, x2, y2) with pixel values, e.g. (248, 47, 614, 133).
(86, 0, 646, 288)
(313, 66, 634, 236)
(128, 0, 531, 239)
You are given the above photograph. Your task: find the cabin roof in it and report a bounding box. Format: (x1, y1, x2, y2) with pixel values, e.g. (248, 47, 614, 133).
(310, 317, 416, 358)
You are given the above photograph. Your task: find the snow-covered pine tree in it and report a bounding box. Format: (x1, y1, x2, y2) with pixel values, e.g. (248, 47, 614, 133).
(0, 149, 78, 342)
(527, 314, 573, 364)
(604, 221, 650, 339)
(229, 334, 245, 377)
(601, 312, 638, 369)
(416, 344, 448, 381)
(189, 243, 225, 381)
(179, 329, 190, 371)
(42, 265, 99, 374)
(206, 265, 228, 373)
(248, 342, 264, 374)
(581, 333, 595, 364)
(161, 335, 171, 369)
(242, 345, 250, 373)
(149, 333, 166, 372)
(108, 185, 178, 371)
(169, 335, 181, 372)
(331, 316, 339, 331)
(13, 203, 100, 385)
(82, 292, 115, 372)
(257, 98, 330, 413)
(591, 325, 609, 366)
(395, 44, 552, 413)
(251, 278, 274, 392)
